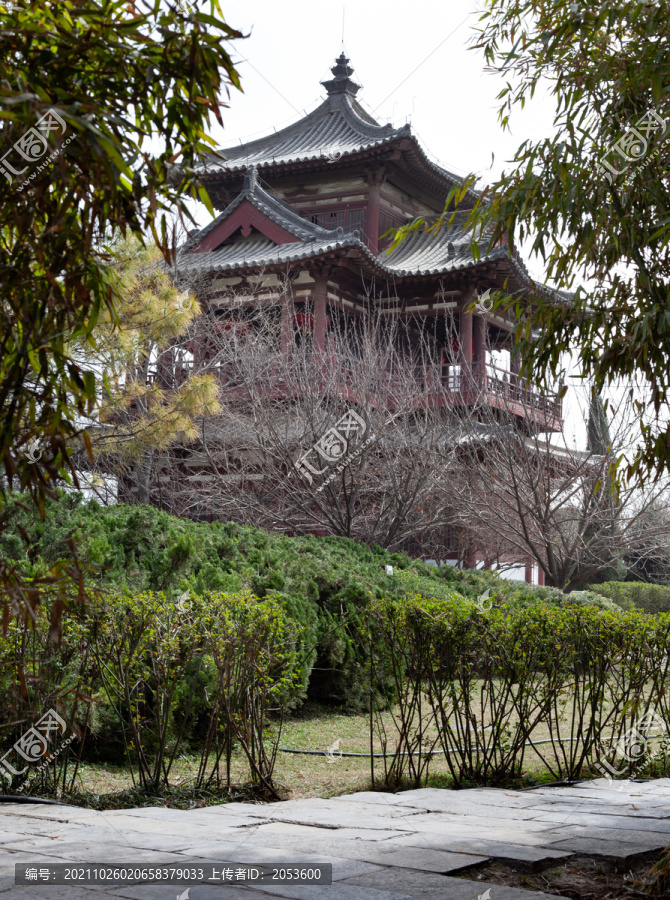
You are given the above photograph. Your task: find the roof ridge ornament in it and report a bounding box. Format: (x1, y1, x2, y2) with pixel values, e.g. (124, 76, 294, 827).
(242, 165, 259, 192)
(321, 52, 361, 97)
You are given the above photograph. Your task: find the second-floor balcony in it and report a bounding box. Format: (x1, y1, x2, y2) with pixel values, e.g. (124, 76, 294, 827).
(148, 356, 563, 432)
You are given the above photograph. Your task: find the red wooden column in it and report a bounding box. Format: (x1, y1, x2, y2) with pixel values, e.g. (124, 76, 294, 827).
(458, 290, 474, 389)
(365, 167, 386, 254)
(281, 292, 293, 358)
(525, 560, 534, 584)
(473, 313, 486, 386)
(313, 274, 329, 353)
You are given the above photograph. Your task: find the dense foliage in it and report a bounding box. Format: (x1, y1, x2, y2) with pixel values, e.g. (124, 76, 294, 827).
(2, 582, 669, 800)
(590, 581, 670, 614)
(0, 0, 243, 611)
(394, 0, 670, 481)
(0, 493, 621, 706)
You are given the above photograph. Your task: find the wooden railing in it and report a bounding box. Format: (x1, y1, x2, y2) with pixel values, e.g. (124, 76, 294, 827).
(443, 362, 562, 421)
(148, 358, 562, 423)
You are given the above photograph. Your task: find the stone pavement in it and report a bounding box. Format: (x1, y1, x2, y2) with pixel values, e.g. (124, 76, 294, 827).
(1, 779, 669, 898)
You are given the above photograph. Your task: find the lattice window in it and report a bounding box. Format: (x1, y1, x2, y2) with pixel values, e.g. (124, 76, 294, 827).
(349, 208, 366, 234)
(306, 208, 366, 233)
(379, 211, 404, 245)
(310, 210, 345, 230)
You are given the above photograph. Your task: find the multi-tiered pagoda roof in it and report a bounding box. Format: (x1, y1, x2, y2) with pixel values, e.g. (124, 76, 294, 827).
(174, 52, 563, 434)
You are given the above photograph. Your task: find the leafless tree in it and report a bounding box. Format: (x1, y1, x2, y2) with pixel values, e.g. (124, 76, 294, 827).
(129, 268, 470, 553)
(80, 253, 669, 585)
(441, 376, 670, 590)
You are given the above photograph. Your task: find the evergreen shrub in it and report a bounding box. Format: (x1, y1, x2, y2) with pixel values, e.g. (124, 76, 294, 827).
(589, 581, 670, 614)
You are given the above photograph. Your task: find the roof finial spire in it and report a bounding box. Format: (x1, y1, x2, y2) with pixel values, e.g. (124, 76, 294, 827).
(321, 52, 361, 97)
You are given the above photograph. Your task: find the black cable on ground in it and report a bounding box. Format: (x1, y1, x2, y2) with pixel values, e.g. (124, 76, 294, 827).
(519, 777, 653, 791)
(0, 795, 76, 807)
(518, 780, 584, 790)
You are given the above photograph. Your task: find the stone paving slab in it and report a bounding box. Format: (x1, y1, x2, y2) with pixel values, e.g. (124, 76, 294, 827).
(387, 833, 573, 870)
(388, 798, 546, 821)
(530, 809, 670, 831)
(249, 822, 403, 844)
(102, 819, 251, 840)
(300, 799, 431, 818)
(233, 809, 420, 832)
(183, 834, 490, 876)
(375, 817, 563, 848)
(545, 824, 670, 849)
(400, 811, 563, 833)
(210, 831, 486, 864)
(341, 870, 559, 900)
(109, 808, 265, 828)
(350, 846, 488, 874)
(387, 788, 542, 808)
(532, 794, 670, 811)
(1, 780, 669, 898)
(63, 831, 202, 854)
(549, 836, 667, 860)
(528, 801, 670, 819)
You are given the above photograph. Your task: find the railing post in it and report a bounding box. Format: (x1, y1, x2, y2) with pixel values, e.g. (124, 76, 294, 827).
(510, 346, 521, 400)
(458, 288, 475, 395)
(473, 312, 486, 391)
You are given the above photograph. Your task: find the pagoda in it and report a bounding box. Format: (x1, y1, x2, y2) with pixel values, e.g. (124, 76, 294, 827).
(174, 53, 562, 432)
(158, 54, 564, 582)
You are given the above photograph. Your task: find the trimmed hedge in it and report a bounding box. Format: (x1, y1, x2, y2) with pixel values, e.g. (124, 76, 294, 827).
(2, 587, 670, 798)
(0, 494, 624, 709)
(365, 594, 670, 788)
(0, 589, 303, 798)
(589, 581, 670, 614)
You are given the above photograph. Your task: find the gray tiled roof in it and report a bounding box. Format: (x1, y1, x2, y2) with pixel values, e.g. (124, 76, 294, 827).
(182, 167, 337, 250)
(197, 54, 465, 192)
(176, 174, 509, 281)
(177, 231, 358, 274)
(382, 216, 507, 277)
(200, 97, 407, 173)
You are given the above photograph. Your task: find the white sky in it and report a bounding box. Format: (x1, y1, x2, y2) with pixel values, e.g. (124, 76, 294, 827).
(203, 0, 556, 192)
(184, 0, 587, 446)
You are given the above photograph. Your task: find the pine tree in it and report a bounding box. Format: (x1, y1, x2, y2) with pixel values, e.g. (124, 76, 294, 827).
(75, 236, 221, 503)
